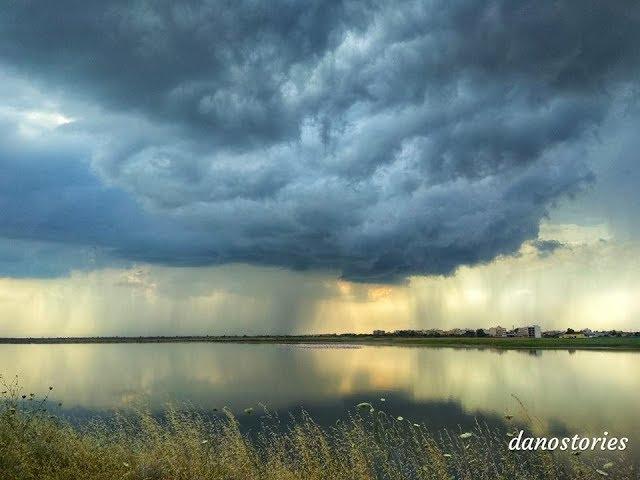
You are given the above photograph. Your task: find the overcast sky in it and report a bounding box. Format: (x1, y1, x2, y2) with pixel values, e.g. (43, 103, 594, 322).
(1, 1, 639, 335)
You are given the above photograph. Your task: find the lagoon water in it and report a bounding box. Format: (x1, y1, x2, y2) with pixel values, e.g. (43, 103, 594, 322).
(2, 343, 639, 458)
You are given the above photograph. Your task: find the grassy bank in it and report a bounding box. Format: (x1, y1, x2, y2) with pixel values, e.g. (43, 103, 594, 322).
(359, 336, 640, 350)
(1, 335, 640, 350)
(0, 386, 634, 479)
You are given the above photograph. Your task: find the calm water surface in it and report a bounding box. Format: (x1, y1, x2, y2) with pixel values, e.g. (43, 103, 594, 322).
(2, 344, 639, 457)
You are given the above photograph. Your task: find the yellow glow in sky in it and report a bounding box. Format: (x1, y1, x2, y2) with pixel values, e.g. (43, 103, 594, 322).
(0, 223, 639, 336)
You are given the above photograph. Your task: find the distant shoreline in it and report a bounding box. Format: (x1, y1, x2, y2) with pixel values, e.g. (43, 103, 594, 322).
(1, 335, 639, 350)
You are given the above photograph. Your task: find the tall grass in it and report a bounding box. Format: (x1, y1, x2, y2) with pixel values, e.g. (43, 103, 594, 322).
(0, 379, 634, 480)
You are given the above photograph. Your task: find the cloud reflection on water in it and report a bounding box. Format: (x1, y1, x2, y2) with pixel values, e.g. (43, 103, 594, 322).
(1, 344, 638, 446)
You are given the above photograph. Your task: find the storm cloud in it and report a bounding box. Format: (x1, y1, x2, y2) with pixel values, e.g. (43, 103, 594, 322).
(1, 0, 639, 282)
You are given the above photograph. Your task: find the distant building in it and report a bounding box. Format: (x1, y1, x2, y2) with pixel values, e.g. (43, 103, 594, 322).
(372, 330, 386, 336)
(530, 325, 542, 338)
(515, 325, 542, 338)
(488, 326, 507, 337)
(528, 325, 542, 338)
(542, 330, 563, 338)
(560, 332, 586, 339)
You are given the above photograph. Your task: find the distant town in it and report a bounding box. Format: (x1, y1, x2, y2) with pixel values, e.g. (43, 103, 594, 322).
(372, 325, 640, 339)
(1, 326, 640, 345)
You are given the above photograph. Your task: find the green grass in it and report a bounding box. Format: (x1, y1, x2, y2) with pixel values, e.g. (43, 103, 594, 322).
(0, 380, 635, 480)
(207, 335, 640, 350)
(2, 335, 640, 350)
(356, 336, 640, 350)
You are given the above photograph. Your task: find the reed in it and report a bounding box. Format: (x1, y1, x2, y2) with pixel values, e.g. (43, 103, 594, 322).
(0, 379, 634, 480)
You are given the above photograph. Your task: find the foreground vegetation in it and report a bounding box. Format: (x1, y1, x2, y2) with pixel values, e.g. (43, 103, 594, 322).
(0, 380, 635, 480)
(1, 335, 640, 350)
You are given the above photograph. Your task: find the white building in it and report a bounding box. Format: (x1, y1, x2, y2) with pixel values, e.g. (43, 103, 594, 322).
(488, 326, 507, 337)
(515, 325, 541, 338)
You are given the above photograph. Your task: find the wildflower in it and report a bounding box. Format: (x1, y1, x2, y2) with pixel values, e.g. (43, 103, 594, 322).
(459, 432, 473, 439)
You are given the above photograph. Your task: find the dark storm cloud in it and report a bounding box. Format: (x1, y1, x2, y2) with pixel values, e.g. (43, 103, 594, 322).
(0, 0, 639, 281)
(531, 240, 568, 258)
